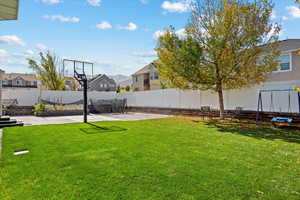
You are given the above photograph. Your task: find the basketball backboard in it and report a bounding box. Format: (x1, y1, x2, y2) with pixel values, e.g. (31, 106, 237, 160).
(62, 59, 94, 80)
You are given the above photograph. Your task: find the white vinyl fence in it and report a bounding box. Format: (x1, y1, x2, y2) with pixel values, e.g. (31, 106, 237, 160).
(2, 88, 117, 106)
(3, 80, 300, 113)
(123, 80, 300, 113)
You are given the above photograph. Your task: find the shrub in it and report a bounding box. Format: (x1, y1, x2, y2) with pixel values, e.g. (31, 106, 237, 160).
(33, 104, 45, 116)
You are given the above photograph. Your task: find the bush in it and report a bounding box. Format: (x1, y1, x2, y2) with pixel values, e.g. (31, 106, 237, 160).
(33, 104, 83, 116)
(33, 104, 45, 116)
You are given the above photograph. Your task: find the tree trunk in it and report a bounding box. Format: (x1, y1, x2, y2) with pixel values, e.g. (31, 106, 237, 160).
(217, 83, 225, 120)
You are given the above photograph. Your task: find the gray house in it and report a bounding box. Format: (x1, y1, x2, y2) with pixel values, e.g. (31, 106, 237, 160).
(88, 74, 117, 92)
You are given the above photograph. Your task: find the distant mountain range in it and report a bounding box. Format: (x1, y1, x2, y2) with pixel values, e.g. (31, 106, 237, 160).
(109, 74, 132, 86)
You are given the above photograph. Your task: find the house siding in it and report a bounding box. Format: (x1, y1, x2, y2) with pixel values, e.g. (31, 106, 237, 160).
(88, 75, 116, 92)
(132, 63, 164, 91)
(132, 75, 146, 91)
(267, 52, 300, 82)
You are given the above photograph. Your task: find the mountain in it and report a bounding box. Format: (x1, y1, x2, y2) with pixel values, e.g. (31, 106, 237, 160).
(118, 78, 132, 87)
(109, 74, 130, 84)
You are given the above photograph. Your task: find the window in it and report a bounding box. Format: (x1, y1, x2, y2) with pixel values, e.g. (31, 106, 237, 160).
(16, 79, 22, 86)
(133, 76, 138, 82)
(150, 72, 159, 80)
(279, 54, 291, 71)
(273, 54, 291, 72)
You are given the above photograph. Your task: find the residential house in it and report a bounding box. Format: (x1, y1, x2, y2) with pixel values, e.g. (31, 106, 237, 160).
(131, 40, 300, 92)
(0, 71, 38, 88)
(88, 74, 117, 91)
(0, 69, 81, 90)
(132, 62, 162, 91)
(118, 78, 132, 91)
(265, 39, 300, 82)
(64, 77, 81, 91)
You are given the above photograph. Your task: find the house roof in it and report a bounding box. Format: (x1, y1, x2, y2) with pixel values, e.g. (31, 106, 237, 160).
(88, 74, 104, 83)
(3, 73, 38, 82)
(0, 0, 19, 20)
(88, 74, 116, 84)
(133, 62, 157, 76)
(279, 39, 300, 52)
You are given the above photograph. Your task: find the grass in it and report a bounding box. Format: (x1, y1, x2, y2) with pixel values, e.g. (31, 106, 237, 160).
(1, 117, 300, 200)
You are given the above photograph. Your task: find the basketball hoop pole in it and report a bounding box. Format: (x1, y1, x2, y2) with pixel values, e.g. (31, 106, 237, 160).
(83, 79, 88, 123)
(63, 59, 94, 123)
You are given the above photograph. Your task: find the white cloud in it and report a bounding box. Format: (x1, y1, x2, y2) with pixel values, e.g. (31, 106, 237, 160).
(267, 25, 284, 38)
(286, 5, 300, 18)
(161, 0, 191, 13)
(12, 50, 35, 58)
(271, 11, 277, 19)
(118, 22, 138, 31)
(153, 28, 186, 40)
(153, 30, 167, 40)
(87, 0, 101, 6)
(36, 43, 48, 50)
(131, 51, 157, 57)
(0, 49, 7, 57)
(140, 0, 149, 4)
(282, 16, 289, 21)
(0, 35, 26, 46)
(25, 50, 34, 56)
(39, 0, 61, 4)
(96, 21, 112, 29)
(175, 28, 186, 38)
(43, 15, 80, 23)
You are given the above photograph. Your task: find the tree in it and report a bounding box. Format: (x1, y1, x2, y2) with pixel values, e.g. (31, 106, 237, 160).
(156, 0, 281, 119)
(28, 52, 66, 90)
(116, 85, 121, 93)
(125, 85, 131, 92)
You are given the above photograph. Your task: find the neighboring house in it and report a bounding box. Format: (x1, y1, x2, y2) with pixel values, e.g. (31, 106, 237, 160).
(0, 69, 80, 90)
(132, 39, 300, 92)
(132, 62, 163, 91)
(0, 71, 38, 88)
(118, 78, 132, 90)
(64, 77, 81, 91)
(88, 74, 117, 91)
(265, 39, 300, 82)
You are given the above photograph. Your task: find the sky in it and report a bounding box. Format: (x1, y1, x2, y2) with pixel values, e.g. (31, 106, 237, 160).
(0, 0, 300, 76)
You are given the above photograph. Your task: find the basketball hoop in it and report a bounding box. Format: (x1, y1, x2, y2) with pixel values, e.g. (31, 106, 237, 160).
(63, 59, 94, 123)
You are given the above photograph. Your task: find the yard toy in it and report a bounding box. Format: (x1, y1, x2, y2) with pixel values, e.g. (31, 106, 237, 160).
(256, 89, 300, 124)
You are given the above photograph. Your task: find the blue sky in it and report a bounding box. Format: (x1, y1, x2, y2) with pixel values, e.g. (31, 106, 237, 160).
(0, 0, 299, 76)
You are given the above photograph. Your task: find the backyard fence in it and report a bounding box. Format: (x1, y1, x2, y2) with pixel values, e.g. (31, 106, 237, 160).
(3, 80, 300, 113)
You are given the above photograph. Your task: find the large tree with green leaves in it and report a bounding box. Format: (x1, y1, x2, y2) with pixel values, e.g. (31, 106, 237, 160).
(156, 0, 281, 119)
(28, 52, 66, 90)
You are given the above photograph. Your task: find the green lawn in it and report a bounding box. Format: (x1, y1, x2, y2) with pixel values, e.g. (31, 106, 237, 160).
(1, 117, 300, 200)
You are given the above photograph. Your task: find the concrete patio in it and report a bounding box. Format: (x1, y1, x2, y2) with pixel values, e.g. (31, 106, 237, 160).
(14, 112, 171, 126)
